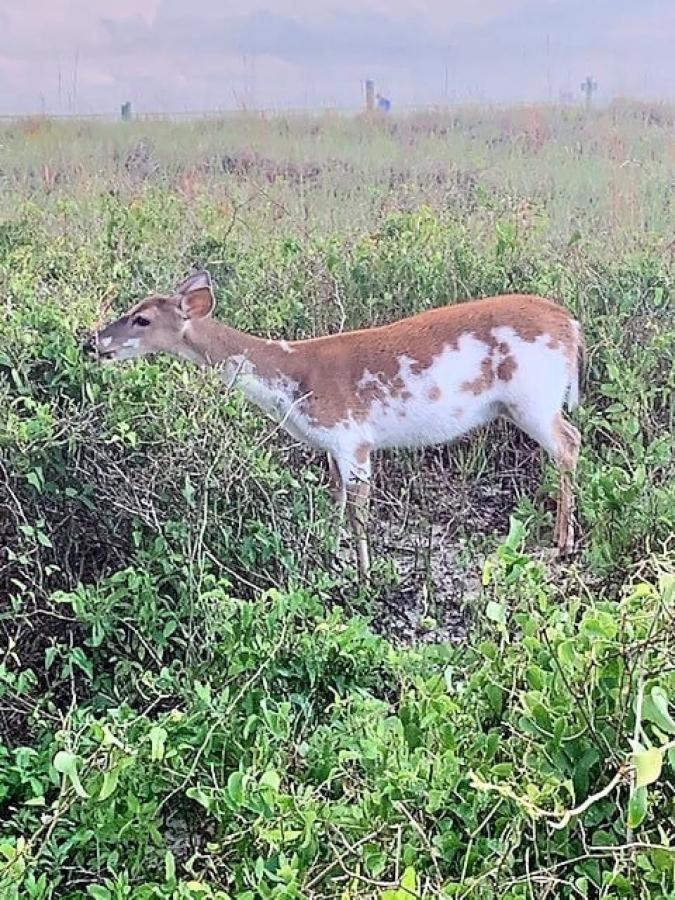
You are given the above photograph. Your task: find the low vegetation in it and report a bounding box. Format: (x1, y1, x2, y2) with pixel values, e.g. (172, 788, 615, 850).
(0, 104, 674, 898)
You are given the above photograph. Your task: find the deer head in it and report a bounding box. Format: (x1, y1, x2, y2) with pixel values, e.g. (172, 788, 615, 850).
(84, 271, 215, 363)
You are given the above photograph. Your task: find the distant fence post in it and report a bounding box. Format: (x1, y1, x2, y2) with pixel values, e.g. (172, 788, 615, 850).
(580, 77, 597, 111)
(121, 101, 132, 121)
(364, 80, 375, 113)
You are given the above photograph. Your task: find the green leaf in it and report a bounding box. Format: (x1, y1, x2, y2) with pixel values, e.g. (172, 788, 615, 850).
(69, 647, 93, 679)
(632, 748, 663, 789)
(651, 848, 675, 873)
(259, 770, 281, 792)
(148, 726, 167, 762)
(186, 786, 211, 811)
(26, 469, 44, 491)
(627, 786, 648, 829)
(165, 849, 176, 884)
(87, 887, 112, 900)
(98, 767, 119, 801)
(557, 640, 577, 669)
(573, 747, 599, 799)
(194, 680, 211, 705)
(485, 684, 504, 715)
(365, 847, 387, 878)
(101, 724, 125, 749)
(182, 474, 195, 506)
(642, 687, 675, 735)
(227, 771, 245, 806)
(184, 882, 211, 896)
(44, 646, 58, 671)
(53, 750, 89, 799)
(401, 865, 417, 895)
(380, 866, 417, 900)
(581, 611, 617, 641)
(668, 747, 675, 771)
(504, 516, 525, 550)
(486, 601, 506, 625)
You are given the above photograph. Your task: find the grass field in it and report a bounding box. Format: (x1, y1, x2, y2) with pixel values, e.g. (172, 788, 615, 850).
(0, 103, 674, 898)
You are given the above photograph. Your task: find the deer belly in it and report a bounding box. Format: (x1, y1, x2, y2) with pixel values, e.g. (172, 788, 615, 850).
(369, 390, 495, 449)
(359, 340, 503, 449)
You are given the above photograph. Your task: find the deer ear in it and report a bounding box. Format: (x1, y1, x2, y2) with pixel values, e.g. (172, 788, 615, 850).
(177, 271, 215, 319)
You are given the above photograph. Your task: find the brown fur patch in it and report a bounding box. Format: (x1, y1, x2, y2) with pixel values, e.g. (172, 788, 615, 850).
(552, 412, 581, 471)
(355, 442, 371, 465)
(427, 385, 442, 401)
(497, 355, 518, 381)
(461, 356, 495, 395)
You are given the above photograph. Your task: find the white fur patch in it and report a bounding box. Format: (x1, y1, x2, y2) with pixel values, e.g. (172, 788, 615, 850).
(218, 355, 314, 443)
(266, 339, 295, 354)
(100, 336, 112, 349)
(309, 328, 575, 479)
(122, 338, 141, 350)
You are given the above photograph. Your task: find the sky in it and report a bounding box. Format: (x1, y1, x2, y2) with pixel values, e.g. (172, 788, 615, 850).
(0, 0, 673, 114)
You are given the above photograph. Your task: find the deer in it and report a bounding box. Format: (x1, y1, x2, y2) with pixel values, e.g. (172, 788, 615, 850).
(85, 271, 584, 580)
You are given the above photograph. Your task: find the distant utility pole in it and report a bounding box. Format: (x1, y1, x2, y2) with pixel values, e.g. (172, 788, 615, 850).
(121, 101, 132, 121)
(580, 75, 597, 110)
(72, 49, 79, 113)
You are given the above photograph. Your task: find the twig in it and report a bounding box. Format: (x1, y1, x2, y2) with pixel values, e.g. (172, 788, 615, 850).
(305, 827, 387, 891)
(393, 800, 442, 883)
(550, 765, 630, 830)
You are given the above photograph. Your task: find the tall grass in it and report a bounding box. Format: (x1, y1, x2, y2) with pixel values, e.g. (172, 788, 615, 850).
(1, 102, 672, 243)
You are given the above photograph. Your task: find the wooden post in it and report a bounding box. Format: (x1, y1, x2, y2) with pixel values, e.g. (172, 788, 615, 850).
(365, 80, 375, 113)
(580, 76, 597, 110)
(121, 101, 132, 121)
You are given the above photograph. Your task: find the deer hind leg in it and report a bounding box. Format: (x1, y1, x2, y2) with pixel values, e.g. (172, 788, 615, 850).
(508, 406, 580, 556)
(552, 413, 581, 555)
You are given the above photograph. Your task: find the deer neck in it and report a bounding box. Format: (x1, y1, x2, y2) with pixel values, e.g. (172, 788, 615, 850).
(180, 318, 257, 368)
(178, 317, 307, 422)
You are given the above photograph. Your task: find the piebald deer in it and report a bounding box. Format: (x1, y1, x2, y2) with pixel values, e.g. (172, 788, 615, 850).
(86, 272, 584, 578)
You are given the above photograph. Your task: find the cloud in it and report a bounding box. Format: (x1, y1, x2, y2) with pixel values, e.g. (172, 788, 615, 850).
(0, 0, 160, 56)
(102, 0, 547, 62)
(0, 0, 671, 113)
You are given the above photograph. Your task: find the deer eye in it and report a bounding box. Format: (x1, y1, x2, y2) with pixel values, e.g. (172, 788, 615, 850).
(133, 316, 151, 327)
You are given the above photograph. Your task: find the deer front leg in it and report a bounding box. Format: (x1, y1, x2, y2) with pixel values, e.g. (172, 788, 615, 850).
(331, 446, 372, 581)
(327, 453, 346, 520)
(327, 453, 348, 562)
